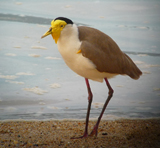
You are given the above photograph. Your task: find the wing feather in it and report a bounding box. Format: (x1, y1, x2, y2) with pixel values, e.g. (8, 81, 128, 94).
(78, 26, 142, 79)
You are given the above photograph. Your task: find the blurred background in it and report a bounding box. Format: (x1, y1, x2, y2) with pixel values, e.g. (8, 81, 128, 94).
(0, 0, 160, 120)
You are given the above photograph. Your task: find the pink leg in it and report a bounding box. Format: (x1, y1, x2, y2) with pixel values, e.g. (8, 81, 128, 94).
(90, 78, 114, 136)
(71, 78, 92, 139)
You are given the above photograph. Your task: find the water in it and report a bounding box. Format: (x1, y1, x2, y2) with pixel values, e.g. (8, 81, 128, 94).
(0, 0, 160, 120)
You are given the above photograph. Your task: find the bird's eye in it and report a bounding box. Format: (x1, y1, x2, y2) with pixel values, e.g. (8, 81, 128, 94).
(61, 25, 64, 28)
(49, 28, 52, 32)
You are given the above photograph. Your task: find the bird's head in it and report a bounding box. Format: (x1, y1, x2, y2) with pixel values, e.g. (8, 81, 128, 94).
(41, 17, 73, 43)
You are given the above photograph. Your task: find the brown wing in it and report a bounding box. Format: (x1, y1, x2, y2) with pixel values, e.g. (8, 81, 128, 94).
(78, 26, 142, 80)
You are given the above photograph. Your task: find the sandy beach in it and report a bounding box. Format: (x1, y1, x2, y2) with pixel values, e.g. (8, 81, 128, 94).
(0, 119, 160, 147)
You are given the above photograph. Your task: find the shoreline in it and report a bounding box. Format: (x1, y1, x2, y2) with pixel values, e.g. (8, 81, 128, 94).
(1, 118, 160, 147)
(0, 117, 160, 122)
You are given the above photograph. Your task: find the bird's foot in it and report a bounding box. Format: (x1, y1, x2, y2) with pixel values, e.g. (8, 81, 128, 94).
(89, 125, 98, 137)
(71, 127, 98, 139)
(71, 132, 88, 139)
(71, 124, 99, 139)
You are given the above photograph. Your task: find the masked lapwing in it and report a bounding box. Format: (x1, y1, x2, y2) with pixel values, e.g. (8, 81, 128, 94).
(41, 17, 142, 138)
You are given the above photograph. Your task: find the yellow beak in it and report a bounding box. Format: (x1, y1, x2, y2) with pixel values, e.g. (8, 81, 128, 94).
(41, 27, 52, 39)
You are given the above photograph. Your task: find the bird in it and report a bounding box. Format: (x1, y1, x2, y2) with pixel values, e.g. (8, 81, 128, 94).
(41, 17, 142, 138)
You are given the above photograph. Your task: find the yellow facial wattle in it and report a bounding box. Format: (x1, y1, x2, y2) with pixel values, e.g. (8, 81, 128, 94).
(41, 19, 67, 44)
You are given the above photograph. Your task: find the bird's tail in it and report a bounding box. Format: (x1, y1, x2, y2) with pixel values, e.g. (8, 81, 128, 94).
(124, 54, 142, 80)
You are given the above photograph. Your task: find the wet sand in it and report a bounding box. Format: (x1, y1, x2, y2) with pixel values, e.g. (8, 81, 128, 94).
(0, 119, 160, 147)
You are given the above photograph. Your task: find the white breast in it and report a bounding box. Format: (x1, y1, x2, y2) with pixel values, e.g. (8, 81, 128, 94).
(57, 24, 117, 82)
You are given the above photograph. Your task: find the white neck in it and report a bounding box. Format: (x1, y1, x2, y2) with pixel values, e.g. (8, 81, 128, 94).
(57, 24, 81, 58)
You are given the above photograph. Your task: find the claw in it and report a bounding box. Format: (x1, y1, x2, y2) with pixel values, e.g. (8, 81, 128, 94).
(71, 132, 88, 139)
(89, 125, 98, 137)
(76, 49, 82, 54)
